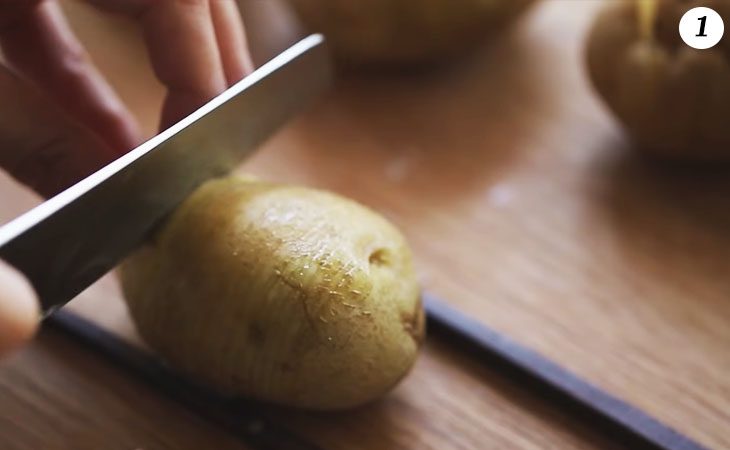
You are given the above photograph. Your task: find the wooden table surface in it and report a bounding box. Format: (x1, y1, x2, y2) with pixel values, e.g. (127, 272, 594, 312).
(1, 1, 729, 449)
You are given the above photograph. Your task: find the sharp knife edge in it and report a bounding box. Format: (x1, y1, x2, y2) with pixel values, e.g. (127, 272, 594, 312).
(0, 35, 327, 248)
(0, 34, 331, 313)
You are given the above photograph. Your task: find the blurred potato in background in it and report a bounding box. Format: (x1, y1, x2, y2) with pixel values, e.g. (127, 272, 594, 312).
(238, 0, 306, 66)
(586, 0, 730, 161)
(281, 0, 535, 67)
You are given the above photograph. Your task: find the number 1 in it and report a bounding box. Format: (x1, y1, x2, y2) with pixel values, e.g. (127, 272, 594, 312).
(697, 16, 708, 36)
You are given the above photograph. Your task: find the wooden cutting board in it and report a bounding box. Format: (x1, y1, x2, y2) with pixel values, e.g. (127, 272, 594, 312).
(1, 1, 729, 449)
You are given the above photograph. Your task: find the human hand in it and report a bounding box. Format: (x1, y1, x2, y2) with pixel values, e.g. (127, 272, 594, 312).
(0, 0, 254, 356)
(0, 260, 38, 356)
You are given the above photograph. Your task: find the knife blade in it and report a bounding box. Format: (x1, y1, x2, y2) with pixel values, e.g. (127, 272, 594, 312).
(0, 34, 332, 315)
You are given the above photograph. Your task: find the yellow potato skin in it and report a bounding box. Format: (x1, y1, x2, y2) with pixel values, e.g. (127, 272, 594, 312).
(121, 177, 424, 410)
(286, 0, 534, 66)
(586, 0, 730, 160)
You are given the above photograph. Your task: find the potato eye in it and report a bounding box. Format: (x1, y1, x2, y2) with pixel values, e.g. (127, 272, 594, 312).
(369, 248, 392, 266)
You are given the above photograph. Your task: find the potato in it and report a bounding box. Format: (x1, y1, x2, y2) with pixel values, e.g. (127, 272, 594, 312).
(285, 0, 534, 67)
(120, 176, 424, 410)
(586, 0, 730, 160)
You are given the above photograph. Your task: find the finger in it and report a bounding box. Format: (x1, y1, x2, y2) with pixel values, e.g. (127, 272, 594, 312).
(238, 0, 305, 67)
(82, 0, 148, 15)
(0, 260, 39, 357)
(0, 1, 141, 155)
(210, 0, 254, 84)
(0, 64, 118, 197)
(138, 0, 228, 129)
(0, 0, 43, 28)
(87, 0, 241, 129)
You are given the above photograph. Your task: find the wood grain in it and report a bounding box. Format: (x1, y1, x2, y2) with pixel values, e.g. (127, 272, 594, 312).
(0, 328, 251, 450)
(0, 1, 728, 449)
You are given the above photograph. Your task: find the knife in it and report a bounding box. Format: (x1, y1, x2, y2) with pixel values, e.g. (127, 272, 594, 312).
(0, 34, 332, 316)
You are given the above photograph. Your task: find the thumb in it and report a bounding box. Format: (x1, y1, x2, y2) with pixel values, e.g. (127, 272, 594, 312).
(0, 259, 39, 357)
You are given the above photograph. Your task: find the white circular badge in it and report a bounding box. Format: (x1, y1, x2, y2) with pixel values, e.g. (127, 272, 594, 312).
(679, 7, 724, 49)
